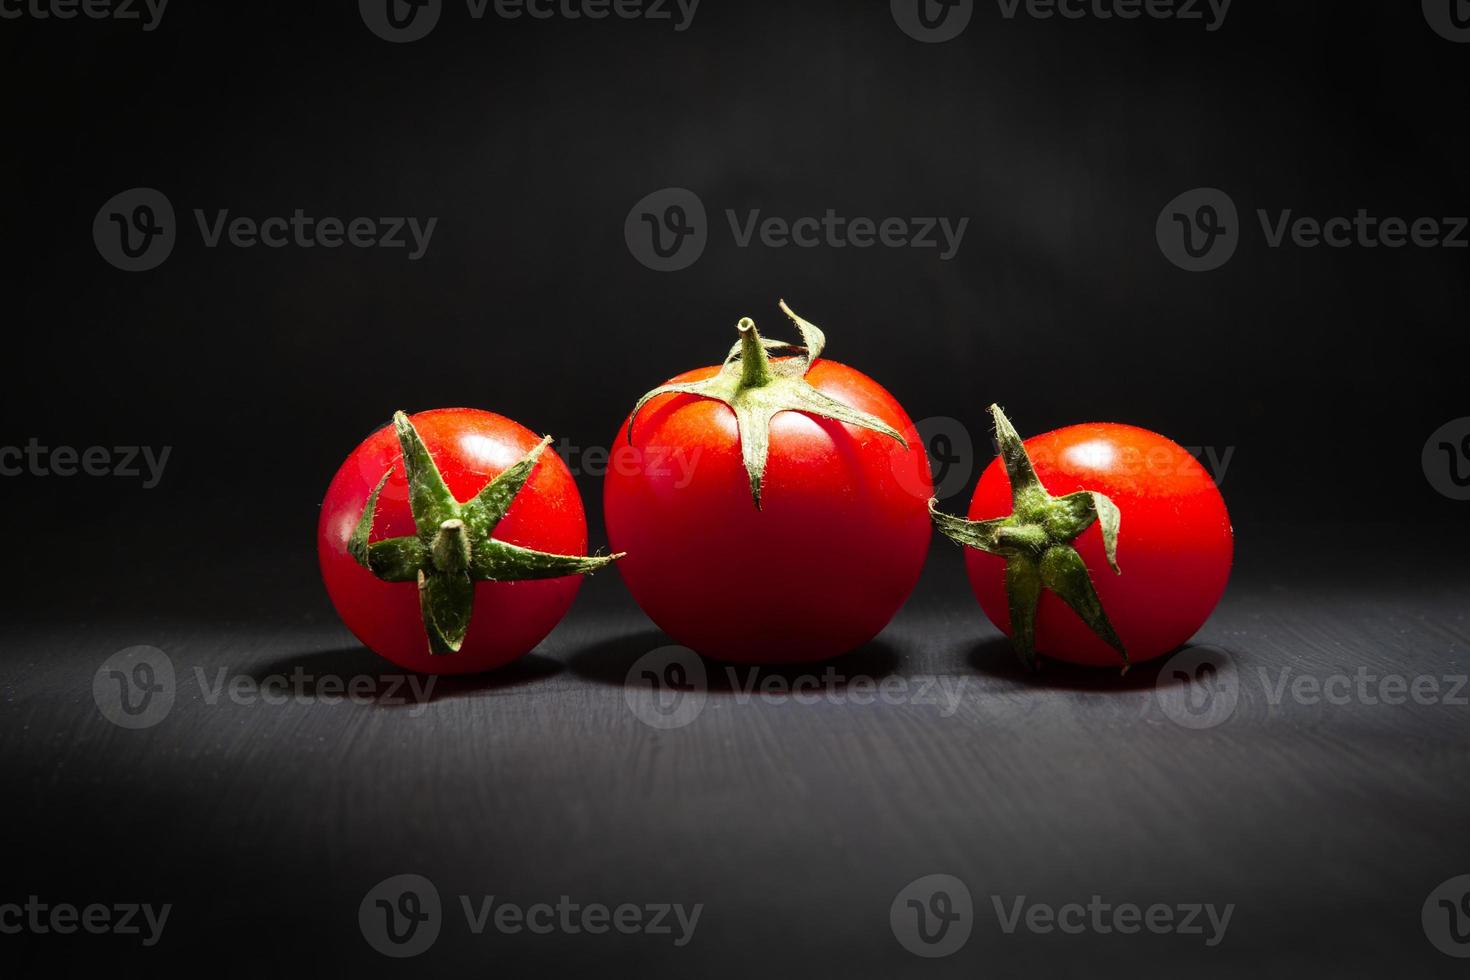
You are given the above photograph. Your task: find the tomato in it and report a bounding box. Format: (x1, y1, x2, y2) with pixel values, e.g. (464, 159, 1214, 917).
(318, 408, 616, 675)
(935, 406, 1232, 668)
(604, 303, 933, 663)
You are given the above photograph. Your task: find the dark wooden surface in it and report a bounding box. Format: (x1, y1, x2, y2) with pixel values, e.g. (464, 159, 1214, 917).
(4, 530, 1470, 977)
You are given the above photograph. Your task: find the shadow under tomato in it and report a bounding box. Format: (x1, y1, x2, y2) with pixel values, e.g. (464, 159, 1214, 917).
(562, 630, 668, 686)
(565, 629, 902, 692)
(246, 647, 564, 707)
(965, 636, 1243, 693)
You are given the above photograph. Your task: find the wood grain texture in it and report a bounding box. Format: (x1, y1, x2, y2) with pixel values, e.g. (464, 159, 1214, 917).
(2, 541, 1469, 978)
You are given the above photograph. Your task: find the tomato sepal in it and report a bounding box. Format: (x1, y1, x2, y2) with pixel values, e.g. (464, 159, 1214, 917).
(419, 568, 475, 655)
(930, 404, 1130, 672)
(349, 411, 624, 656)
(627, 300, 907, 509)
(348, 472, 426, 582)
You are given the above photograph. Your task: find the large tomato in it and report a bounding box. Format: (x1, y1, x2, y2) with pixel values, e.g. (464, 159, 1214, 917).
(319, 408, 614, 675)
(604, 303, 933, 663)
(940, 407, 1233, 668)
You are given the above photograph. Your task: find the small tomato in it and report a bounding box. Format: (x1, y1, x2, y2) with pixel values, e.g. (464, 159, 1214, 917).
(932, 405, 1233, 669)
(318, 408, 619, 674)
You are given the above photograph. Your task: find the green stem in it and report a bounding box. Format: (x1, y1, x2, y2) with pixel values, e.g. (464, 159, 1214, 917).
(624, 301, 906, 509)
(996, 523, 1048, 555)
(431, 519, 471, 575)
(349, 414, 622, 659)
(736, 318, 773, 389)
(930, 405, 1130, 671)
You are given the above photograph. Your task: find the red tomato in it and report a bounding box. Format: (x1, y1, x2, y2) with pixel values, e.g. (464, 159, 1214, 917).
(963, 422, 1233, 666)
(319, 409, 594, 674)
(605, 358, 933, 663)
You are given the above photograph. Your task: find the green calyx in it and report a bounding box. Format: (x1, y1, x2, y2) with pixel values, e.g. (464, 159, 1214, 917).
(929, 404, 1129, 672)
(349, 411, 624, 656)
(627, 300, 907, 509)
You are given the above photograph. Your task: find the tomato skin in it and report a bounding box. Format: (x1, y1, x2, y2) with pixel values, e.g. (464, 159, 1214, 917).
(964, 423, 1233, 666)
(318, 409, 589, 675)
(605, 359, 933, 663)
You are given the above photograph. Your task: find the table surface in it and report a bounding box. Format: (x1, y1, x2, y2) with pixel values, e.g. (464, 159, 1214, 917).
(3, 527, 1469, 978)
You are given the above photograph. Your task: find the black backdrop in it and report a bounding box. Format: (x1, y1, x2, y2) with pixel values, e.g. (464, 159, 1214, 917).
(4, 1, 1468, 556)
(4, 2, 1470, 976)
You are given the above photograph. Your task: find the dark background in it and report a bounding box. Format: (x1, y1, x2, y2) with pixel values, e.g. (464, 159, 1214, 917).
(2, 1, 1469, 976)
